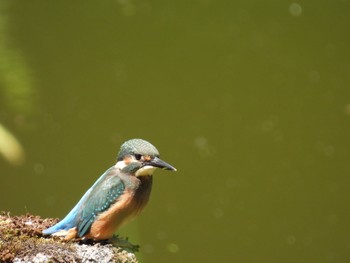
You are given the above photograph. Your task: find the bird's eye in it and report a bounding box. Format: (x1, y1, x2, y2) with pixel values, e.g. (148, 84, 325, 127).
(134, 154, 142, 160)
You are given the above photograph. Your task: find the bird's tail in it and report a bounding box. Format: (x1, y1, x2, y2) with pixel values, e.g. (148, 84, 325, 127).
(42, 213, 77, 235)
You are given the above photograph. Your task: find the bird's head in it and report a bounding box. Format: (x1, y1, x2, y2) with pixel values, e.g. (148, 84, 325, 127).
(116, 138, 176, 176)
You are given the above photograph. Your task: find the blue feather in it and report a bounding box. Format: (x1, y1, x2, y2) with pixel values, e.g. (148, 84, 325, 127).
(43, 166, 125, 236)
(76, 174, 125, 237)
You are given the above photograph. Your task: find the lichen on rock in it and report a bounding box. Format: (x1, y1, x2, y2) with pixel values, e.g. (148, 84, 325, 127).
(0, 212, 138, 263)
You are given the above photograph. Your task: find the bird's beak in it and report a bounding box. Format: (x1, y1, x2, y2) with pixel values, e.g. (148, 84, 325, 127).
(147, 156, 177, 171)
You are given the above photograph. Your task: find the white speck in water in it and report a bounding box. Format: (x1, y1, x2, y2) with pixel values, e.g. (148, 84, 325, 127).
(261, 120, 274, 132)
(308, 70, 320, 83)
(328, 182, 339, 193)
(286, 235, 297, 245)
(327, 214, 338, 225)
(344, 104, 350, 115)
(213, 208, 224, 219)
(117, 0, 136, 16)
(194, 136, 208, 148)
(315, 141, 334, 156)
(289, 3, 302, 16)
(167, 243, 179, 253)
(323, 145, 334, 156)
(194, 136, 212, 157)
(34, 163, 44, 174)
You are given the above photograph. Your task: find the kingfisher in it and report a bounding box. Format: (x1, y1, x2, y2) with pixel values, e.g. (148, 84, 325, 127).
(42, 138, 176, 241)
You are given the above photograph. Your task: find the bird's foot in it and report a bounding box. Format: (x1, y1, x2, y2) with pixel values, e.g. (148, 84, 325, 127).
(109, 235, 139, 252)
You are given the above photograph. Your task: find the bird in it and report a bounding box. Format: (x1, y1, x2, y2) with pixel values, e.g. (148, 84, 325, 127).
(42, 138, 176, 241)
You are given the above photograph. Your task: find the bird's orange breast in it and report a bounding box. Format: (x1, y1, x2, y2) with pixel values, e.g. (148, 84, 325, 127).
(86, 176, 152, 240)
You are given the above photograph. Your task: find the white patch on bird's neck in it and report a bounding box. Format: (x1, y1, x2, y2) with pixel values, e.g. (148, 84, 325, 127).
(115, 160, 127, 170)
(135, 165, 156, 177)
(115, 160, 155, 176)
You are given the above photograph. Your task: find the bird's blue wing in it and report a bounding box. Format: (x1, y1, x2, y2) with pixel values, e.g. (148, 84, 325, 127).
(43, 167, 124, 236)
(76, 168, 125, 237)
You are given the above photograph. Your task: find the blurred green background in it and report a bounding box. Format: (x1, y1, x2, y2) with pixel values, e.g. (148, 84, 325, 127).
(1, 0, 350, 262)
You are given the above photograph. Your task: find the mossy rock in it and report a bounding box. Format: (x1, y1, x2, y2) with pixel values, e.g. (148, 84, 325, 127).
(0, 212, 138, 263)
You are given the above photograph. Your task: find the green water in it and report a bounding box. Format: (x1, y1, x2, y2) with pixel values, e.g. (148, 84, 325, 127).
(1, 1, 350, 262)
